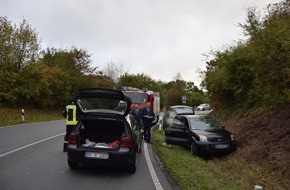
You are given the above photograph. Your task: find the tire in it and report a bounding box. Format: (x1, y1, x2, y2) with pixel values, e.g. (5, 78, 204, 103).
(128, 152, 137, 173)
(190, 142, 198, 156)
(68, 159, 79, 169)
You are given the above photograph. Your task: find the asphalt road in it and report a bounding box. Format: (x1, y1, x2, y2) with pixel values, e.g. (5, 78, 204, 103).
(0, 120, 173, 190)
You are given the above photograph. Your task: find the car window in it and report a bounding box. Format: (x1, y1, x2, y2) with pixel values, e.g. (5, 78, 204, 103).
(165, 117, 185, 129)
(189, 117, 222, 130)
(123, 92, 147, 104)
(77, 98, 128, 114)
(174, 108, 194, 114)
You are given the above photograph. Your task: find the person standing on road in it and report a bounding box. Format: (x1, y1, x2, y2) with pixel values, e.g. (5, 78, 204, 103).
(142, 102, 155, 143)
(132, 104, 144, 136)
(63, 101, 78, 152)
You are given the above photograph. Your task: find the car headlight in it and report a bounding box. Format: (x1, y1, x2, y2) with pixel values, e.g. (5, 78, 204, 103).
(230, 134, 235, 141)
(199, 135, 208, 142)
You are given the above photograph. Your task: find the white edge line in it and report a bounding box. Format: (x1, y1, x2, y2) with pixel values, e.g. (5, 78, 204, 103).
(0, 132, 65, 158)
(144, 142, 164, 190)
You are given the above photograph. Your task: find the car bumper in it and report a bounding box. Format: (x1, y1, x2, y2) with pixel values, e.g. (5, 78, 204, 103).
(67, 145, 136, 166)
(196, 141, 236, 154)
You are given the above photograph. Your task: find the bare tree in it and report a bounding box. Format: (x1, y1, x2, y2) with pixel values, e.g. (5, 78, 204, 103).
(103, 61, 127, 83)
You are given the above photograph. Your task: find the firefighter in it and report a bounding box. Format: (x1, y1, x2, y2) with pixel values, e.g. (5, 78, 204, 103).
(63, 101, 77, 152)
(142, 102, 155, 143)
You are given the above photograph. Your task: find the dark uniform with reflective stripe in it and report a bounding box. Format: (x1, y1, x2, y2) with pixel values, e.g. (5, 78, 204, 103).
(142, 104, 155, 143)
(63, 103, 77, 152)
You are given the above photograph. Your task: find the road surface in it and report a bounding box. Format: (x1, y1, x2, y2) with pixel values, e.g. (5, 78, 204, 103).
(0, 120, 173, 190)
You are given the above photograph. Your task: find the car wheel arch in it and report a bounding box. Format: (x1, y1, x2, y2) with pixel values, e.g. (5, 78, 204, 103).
(190, 142, 198, 156)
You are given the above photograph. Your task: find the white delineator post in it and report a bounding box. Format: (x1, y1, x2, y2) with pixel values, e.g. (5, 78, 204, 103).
(21, 109, 25, 123)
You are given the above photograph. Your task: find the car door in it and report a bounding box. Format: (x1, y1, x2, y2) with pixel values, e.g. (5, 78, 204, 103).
(164, 116, 189, 146)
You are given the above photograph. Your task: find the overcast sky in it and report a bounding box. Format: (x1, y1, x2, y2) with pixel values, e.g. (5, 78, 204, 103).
(1, 0, 280, 86)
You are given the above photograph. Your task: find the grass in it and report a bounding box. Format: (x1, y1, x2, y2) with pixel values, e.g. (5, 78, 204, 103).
(152, 127, 245, 190)
(152, 126, 290, 190)
(0, 107, 64, 127)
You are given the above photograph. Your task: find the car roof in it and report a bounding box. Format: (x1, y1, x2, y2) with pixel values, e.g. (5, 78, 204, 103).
(171, 105, 193, 109)
(183, 115, 208, 119)
(198, 104, 210, 107)
(170, 105, 194, 115)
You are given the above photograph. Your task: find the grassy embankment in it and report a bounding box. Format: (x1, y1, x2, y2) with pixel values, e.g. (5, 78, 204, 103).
(152, 126, 283, 190)
(152, 127, 243, 190)
(0, 107, 63, 127)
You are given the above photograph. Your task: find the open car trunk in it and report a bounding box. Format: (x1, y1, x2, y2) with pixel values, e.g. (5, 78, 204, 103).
(77, 118, 128, 150)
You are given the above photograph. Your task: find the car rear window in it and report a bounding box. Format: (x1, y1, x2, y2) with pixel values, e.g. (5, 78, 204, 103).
(173, 107, 194, 115)
(77, 98, 128, 113)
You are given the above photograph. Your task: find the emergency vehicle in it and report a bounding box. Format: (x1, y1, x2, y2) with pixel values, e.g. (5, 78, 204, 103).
(122, 86, 160, 124)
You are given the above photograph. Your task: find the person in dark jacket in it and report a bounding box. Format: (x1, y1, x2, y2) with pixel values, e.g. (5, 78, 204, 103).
(142, 102, 155, 143)
(132, 104, 144, 129)
(132, 104, 144, 139)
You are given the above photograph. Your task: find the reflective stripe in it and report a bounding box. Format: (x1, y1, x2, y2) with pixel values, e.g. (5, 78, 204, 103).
(66, 105, 77, 125)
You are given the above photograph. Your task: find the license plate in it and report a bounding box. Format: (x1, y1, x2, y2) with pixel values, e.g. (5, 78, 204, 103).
(85, 152, 109, 159)
(215, 144, 229, 149)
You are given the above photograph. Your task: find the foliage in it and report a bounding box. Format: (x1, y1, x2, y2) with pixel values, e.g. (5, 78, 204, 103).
(116, 72, 158, 91)
(0, 16, 113, 107)
(39, 47, 100, 107)
(202, 0, 290, 112)
(0, 16, 40, 104)
(0, 16, 207, 109)
(116, 72, 206, 108)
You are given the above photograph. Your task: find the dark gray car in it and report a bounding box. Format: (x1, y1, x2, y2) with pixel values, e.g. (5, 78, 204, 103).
(163, 114, 236, 155)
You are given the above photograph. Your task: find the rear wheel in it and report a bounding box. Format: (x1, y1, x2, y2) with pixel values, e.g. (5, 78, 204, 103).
(68, 159, 79, 169)
(190, 142, 198, 156)
(128, 152, 137, 173)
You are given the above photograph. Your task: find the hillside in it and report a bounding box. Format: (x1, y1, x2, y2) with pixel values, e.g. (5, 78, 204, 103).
(217, 103, 290, 189)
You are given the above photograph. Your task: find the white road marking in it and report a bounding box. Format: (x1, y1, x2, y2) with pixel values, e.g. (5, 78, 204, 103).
(0, 133, 65, 158)
(144, 142, 164, 190)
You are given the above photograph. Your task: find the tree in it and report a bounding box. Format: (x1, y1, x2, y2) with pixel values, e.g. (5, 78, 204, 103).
(102, 62, 127, 83)
(16, 63, 61, 107)
(116, 73, 159, 91)
(39, 47, 99, 106)
(0, 16, 40, 104)
(202, 0, 290, 112)
(164, 73, 187, 105)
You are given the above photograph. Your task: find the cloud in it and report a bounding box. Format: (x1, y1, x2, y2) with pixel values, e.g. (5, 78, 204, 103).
(1, 0, 280, 85)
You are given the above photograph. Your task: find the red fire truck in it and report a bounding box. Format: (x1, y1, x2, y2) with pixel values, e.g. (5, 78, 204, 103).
(122, 86, 160, 124)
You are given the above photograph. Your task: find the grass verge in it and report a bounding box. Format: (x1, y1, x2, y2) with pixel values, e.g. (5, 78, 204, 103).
(0, 107, 63, 127)
(152, 127, 244, 190)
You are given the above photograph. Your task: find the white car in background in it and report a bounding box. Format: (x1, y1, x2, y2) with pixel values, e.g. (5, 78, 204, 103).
(196, 104, 211, 111)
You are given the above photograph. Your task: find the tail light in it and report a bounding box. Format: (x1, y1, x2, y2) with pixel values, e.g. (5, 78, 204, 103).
(68, 132, 78, 144)
(120, 136, 133, 148)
